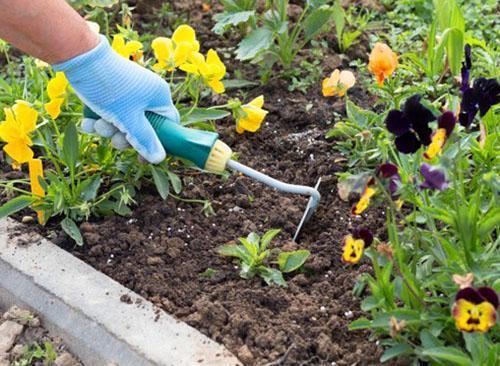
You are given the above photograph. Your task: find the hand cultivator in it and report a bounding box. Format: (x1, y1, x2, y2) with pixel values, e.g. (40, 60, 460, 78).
(84, 108, 321, 241)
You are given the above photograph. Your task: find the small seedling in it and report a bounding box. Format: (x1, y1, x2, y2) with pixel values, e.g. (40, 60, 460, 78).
(199, 267, 218, 279)
(13, 342, 57, 366)
(217, 229, 310, 287)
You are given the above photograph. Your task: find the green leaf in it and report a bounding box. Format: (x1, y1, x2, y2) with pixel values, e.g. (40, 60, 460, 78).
(420, 329, 443, 349)
(0, 196, 36, 219)
(167, 171, 182, 194)
(62, 121, 79, 173)
(380, 344, 413, 362)
(348, 317, 371, 330)
(223, 79, 259, 89)
(258, 267, 287, 287)
(236, 27, 274, 60)
(445, 27, 464, 75)
(217, 244, 245, 258)
(303, 6, 333, 41)
(212, 11, 255, 35)
(360, 295, 382, 311)
(180, 108, 230, 125)
(150, 166, 170, 200)
(331, 0, 345, 43)
(346, 100, 374, 126)
(278, 250, 310, 273)
(78, 175, 101, 201)
(239, 237, 258, 258)
(422, 347, 472, 366)
(61, 218, 83, 246)
(260, 229, 281, 251)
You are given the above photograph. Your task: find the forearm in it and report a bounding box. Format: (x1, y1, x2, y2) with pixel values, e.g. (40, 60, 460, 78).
(0, 0, 98, 63)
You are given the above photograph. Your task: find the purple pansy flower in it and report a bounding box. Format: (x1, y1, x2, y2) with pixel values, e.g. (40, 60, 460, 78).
(459, 78, 500, 127)
(378, 163, 401, 197)
(385, 95, 435, 154)
(420, 163, 448, 191)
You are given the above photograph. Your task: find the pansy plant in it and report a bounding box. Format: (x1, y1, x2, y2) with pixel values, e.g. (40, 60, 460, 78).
(452, 286, 499, 333)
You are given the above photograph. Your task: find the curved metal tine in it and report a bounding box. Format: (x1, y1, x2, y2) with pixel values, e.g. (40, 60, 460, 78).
(293, 178, 321, 242)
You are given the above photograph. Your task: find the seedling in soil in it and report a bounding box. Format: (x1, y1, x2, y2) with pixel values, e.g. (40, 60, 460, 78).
(217, 229, 310, 287)
(13, 342, 57, 366)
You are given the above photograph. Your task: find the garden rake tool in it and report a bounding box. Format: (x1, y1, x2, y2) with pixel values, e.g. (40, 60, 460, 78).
(84, 108, 321, 240)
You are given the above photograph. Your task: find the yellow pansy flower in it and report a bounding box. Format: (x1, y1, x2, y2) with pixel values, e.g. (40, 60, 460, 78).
(341, 228, 373, 264)
(0, 101, 38, 166)
(45, 72, 69, 119)
(111, 35, 143, 62)
(342, 235, 364, 264)
(452, 287, 498, 333)
(28, 158, 46, 223)
(236, 96, 268, 134)
(322, 69, 356, 97)
(180, 50, 226, 94)
(351, 186, 376, 215)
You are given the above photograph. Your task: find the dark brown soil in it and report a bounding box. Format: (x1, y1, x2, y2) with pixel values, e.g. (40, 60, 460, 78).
(0, 1, 405, 365)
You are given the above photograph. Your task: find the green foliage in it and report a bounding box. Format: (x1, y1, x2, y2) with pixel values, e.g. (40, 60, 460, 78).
(214, 0, 333, 79)
(69, 0, 118, 9)
(13, 342, 57, 366)
(217, 229, 310, 286)
(331, 2, 375, 52)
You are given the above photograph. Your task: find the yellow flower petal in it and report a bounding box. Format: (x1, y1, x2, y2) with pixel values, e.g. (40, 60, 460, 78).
(12, 101, 38, 134)
(45, 98, 65, 119)
(352, 186, 376, 215)
(172, 25, 199, 52)
(248, 95, 264, 109)
(152, 37, 174, 64)
(29, 158, 45, 198)
(424, 128, 447, 160)
(111, 35, 126, 55)
(47, 72, 68, 100)
(452, 299, 497, 333)
(342, 235, 365, 264)
(3, 140, 34, 164)
(125, 40, 143, 55)
(29, 158, 46, 223)
(208, 80, 225, 94)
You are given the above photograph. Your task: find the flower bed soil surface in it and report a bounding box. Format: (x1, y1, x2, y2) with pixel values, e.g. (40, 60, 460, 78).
(72, 79, 390, 366)
(0, 1, 409, 365)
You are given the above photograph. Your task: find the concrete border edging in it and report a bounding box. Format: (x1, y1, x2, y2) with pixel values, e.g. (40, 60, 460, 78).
(0, 218, 241, 366)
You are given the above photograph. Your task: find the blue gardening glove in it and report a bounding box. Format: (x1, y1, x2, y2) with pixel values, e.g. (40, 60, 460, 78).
(52, 35, 180, 164)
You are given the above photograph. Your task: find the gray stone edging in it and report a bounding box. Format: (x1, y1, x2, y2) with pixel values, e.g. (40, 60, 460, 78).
(0, 218, 241, 366)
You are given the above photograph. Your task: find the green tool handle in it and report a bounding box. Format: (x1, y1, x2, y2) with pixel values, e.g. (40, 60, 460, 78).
(83, 106, 219, 169)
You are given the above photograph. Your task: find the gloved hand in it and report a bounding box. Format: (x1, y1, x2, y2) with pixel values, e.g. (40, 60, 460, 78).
(52, 34, 180, 164)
